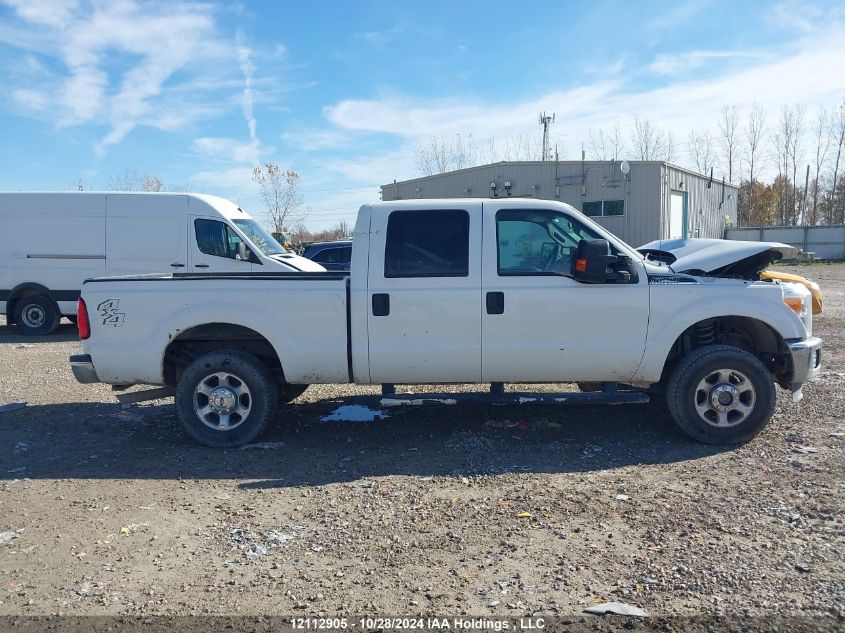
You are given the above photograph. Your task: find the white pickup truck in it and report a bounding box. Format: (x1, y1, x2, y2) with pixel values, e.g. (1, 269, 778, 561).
(70, 198, 822, 447)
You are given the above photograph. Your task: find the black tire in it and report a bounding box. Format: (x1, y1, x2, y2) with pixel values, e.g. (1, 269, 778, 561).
(175, 349, 278, 448)
(279, 383, 308, 404)
(666, 344, 776, 445)
(13, 295, 60, 335)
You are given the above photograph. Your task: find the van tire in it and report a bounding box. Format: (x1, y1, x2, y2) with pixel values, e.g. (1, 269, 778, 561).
(279, 383, 308, 404)
(666, 345, 776, 445)
(175, 349, 278, 448)
(14, 295, 60, 335)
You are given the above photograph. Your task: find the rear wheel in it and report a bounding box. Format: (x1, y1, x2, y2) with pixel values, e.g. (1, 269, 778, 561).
(175, 350, 277, 447)
(14, 295, 60, 335)
(667, 345, 775, 444)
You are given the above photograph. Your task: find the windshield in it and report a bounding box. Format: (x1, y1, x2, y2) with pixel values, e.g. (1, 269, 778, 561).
(232, 219, 288, 256)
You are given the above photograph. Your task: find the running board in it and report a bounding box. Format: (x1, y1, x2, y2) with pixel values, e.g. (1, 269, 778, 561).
(354, 391, 650, 408)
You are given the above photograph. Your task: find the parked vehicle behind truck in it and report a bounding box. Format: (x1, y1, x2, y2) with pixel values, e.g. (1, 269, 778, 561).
(0, 192, 324, 335)
(71, 198, 822, 447)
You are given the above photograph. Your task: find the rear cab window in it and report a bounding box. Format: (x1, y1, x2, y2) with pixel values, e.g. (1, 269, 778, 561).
(384, 209, 469, 278)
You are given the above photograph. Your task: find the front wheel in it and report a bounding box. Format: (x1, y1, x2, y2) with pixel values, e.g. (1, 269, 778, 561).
(666, 345, 776, 444)
(175, 350, 278, 447)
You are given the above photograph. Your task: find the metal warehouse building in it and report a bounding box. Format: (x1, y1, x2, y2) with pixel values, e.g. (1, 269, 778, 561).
(380, 161, 738, 247)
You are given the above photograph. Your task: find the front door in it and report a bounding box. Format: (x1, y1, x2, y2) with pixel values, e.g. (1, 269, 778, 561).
(366, 204, 482, 384)
(481, 205, 649, 383)
(189, 216, 253, 273)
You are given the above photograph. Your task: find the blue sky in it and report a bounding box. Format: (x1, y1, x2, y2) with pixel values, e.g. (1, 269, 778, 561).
(1, 0, 844, 230)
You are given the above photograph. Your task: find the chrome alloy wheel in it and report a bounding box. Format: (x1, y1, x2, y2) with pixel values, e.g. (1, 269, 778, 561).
(193, 372, 252, 431)
(693, 368, 756, 428)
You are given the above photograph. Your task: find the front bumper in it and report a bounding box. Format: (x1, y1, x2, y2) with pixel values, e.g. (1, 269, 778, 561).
(70, 354, 100, 384)
(787, 336, 822, 389)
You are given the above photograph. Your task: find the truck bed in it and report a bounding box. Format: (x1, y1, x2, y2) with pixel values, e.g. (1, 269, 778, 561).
(81, 272, 351, 385)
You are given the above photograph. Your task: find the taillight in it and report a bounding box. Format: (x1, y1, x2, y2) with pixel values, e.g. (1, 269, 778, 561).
(77, 298, 91, 340)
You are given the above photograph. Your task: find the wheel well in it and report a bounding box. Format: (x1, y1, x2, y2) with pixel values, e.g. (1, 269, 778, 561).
(661, 316, 791, 389)
(163, 323, 283, 387)
(6, 285, 55, 323)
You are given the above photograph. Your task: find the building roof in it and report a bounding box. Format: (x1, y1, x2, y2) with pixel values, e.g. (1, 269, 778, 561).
(381, 160, 739, 190)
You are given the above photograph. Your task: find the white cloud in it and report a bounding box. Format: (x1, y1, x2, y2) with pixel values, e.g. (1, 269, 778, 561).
(648, 50, 762, 76)
(12, 88, 48, 110)
(192, 137, 263, 164)
(2, 0, 234, 154)
(1, 0, 78, 27)
(281, 127, 355, 151)
(320, 22, 845, 181)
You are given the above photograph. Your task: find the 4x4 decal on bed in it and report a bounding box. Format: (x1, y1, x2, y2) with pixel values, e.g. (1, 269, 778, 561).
(97, 299, 125, 327)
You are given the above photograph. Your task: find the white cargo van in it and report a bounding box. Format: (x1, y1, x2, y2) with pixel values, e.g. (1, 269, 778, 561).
(0, 192, 324, 334)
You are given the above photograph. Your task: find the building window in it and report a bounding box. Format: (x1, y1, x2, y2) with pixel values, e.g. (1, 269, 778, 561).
(384, 209, 469, 278)
(582, 200, 624, 217)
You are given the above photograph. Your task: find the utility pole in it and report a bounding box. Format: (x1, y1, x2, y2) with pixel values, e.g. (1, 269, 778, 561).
(539, 112, 555, 161)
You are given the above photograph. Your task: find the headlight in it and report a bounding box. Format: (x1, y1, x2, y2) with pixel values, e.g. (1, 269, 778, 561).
(782, 282, 812, 336)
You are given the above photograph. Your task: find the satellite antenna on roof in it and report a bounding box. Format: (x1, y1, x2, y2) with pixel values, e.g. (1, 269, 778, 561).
(620, 160, 630, 176)
(539, 112, 555, 161)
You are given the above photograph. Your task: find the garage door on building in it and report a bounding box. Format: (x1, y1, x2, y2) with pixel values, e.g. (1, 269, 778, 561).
(669, 190, 687, 239)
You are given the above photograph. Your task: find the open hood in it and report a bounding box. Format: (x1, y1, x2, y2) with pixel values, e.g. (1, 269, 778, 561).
(637, 238, 797, 279)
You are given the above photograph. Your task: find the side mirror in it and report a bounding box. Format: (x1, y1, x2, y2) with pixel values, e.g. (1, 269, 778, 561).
(236, 242, 248, 261)
(572, 239, 627, 283)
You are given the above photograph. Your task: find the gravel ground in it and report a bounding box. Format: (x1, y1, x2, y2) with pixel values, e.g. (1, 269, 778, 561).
(0, 263, 843, 629)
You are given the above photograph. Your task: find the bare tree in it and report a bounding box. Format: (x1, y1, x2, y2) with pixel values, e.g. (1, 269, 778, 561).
(631, 116, 674, 161)
(743, 104, 766, 226)
(252, 163, 304, 232)
(413, 134, 477, 175)
(588, 124, 625, 160)
(687, 129, 718, 175)
(808, 108, 832, 224)
(107, 169, 166, 192)
(789, 104, 806, 224)
(829, 100, 845, 224)
(718, 105, 740, 183)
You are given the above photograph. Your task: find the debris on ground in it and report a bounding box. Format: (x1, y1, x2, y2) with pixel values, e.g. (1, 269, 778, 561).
(112, 411, 145, 423)
(0, 402, 27, 414)
(0, 531, 18, 545)
(789, 443, 819, 454)
(238, 441, 287, 450)
(615, 494, 630, 501)
(320, 405, 387, 422)
(584, 602, 649, 617)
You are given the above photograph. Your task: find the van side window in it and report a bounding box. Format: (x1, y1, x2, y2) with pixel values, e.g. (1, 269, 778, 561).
(496, 209, 601, 276)
(194, 219, 244, 259)
(313, 246, 351, 264)
(384, 209, 469, 278)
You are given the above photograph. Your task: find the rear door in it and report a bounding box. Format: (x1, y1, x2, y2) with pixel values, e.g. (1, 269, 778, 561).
(366, 203, 482, 384)
(189, 217, 254, 273)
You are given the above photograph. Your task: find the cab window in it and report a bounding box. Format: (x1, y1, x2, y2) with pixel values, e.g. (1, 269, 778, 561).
(194, 219, 245, 260)
(496, 209, 602, 276)
(384, 209, 469, 278)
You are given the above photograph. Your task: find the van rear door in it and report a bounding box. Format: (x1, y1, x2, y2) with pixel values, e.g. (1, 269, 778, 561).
(106, 194, 188, 276)
(188, 216, 254, 273)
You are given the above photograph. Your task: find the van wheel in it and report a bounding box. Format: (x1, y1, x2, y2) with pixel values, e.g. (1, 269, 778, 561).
(666, 345, 775, 445)
(14, 295, 60, 335)
(175, 350, 278, 448)
(279, 383, 308, 404)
